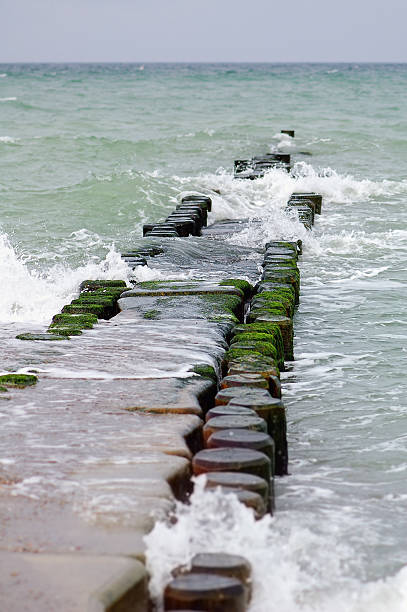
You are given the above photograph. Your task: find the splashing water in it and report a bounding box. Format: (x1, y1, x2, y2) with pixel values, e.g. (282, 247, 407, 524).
(145, 478, 407, 612)
(0, 232, 131, 323)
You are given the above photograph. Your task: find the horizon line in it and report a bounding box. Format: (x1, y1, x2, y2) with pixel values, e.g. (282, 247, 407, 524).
(1, 60, 407, 65)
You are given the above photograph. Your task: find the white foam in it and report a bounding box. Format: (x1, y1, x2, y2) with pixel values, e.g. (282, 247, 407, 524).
(131, 265, 196, 283)
(0, 233, 130, 324)
(145, 478, 407, 612)
(188, 163, 407, 222)
(272, 131, 297, 150)
(0, 136, 19, 144)
(0, 97, 16, 102)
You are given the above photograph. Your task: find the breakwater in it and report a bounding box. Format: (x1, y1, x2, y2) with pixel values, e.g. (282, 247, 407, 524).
(2, 62, 407, 612)
(0, 130, 326, 610)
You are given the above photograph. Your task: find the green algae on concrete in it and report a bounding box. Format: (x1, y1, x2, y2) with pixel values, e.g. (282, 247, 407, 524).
(262, 268, 300, 303)
(231, 332, 277, 345)
(201, 294, 243, 322)
(252, 296, 294, 319)
(51, 313, 98, 328)
(251, 302, 293, 318)
(0, 374, 38, 387)
(122, 280, 244, 299)
(118, 293, 241, 324)
(257, 282, 296, 298)
(48, 326, 83, 336)
(223, 348, 279, 373)
(62, 304, 107, 317)
(72, 295, 114, 305)
(143, 309, 160, 320)
(255, 288, 296, 303)
(231, 341, 278, 360)
(266, 240, 301, 254)
(219, 278, 254, 299)
(232, 323, 284, 367)
(16, 333, 68, 341)
(136, 279, 199, 290)
(79, 280, 128, 291)
(190, 364, 218, 382)
(228, 339, 282, 371)
(252, 314, 294, 361)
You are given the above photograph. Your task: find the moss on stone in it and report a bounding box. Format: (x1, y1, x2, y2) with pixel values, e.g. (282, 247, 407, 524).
(227, 355, 280, 378)
(51, 313, 98, 328)
(80, 288, 124, 298)
(251, 303, 290, 318)
(231, 332, 278, 345)
(79, 280, 127, 291)
(267, 241, 299, 254)
(0, 386, 8, 392)
(72, 296, 113, 305)
(62, 304, 106, 316)
(231, 340, 277, 359)
(258, 282, 296, 298)
(219, 279, 253, 299)
(232, 323, 284, 366)
(190, 364, 218, 382)
(248, 306, 287, 323)
(252, 290, 295, 317)
(256, 289, 295, 301)
(48, 326, 83, 336)
(0, 374, 37, 388)
(137, 280, 194, 290)
(16, 333, 67, 341)
(264, 259, 297, 269)
(201, 294, 242, 315)
(143, 309, 160, 319)
(223, 347, 265, 363)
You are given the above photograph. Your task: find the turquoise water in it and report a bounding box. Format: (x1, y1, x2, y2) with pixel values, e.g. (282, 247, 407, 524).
(1, 63, 407, 610)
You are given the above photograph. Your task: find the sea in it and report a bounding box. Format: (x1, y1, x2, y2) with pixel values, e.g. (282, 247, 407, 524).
(1, 63, 407, 610)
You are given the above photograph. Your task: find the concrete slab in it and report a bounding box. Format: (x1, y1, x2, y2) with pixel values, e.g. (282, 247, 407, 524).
(0, 552, 147, 612)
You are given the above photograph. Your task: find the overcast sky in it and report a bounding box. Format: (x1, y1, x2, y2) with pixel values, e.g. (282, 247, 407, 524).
(1, 0, 406, 63)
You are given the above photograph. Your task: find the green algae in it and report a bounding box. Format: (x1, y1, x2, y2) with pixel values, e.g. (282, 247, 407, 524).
(0, 386, 8, 392)
(137, 280, 198, 290)
(248, 306, 287, 323)
(231, 340, 278, 359)
(232, 323, 284, 367)
(51, 313, 98, 328)
(61, 304, 106, 316)
(143, 309, 160, 319)
(0, 374, 37, 388)
(16, 333, 67, 341)
(256, 289, 295, 301)
(227, 355, 280, 379)
(258, 282, 296, 297)
(190, 364, 218, 382)
(48, 326, 83, 336)
(231, 332, 278, 345)
(252, 290, 295, 317)
(201, 293, 242, 315)
(72, 296, 113, 305)
(223, 347, 265, 363)
(219, 279, 253, 299)
(79, 280, 127, 291)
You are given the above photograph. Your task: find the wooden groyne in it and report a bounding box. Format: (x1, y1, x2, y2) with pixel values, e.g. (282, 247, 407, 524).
(2, 131, 323, 611)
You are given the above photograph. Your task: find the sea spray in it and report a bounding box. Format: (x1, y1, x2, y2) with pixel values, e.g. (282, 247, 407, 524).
(0, 232, 130, 323)
(145, 477, 407, 612)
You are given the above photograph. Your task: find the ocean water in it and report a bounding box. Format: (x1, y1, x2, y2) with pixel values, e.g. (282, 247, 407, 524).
(1, 63, 407, 610)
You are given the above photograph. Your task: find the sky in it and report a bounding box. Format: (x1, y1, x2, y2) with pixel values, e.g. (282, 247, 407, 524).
(1, 0, 406, 63)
